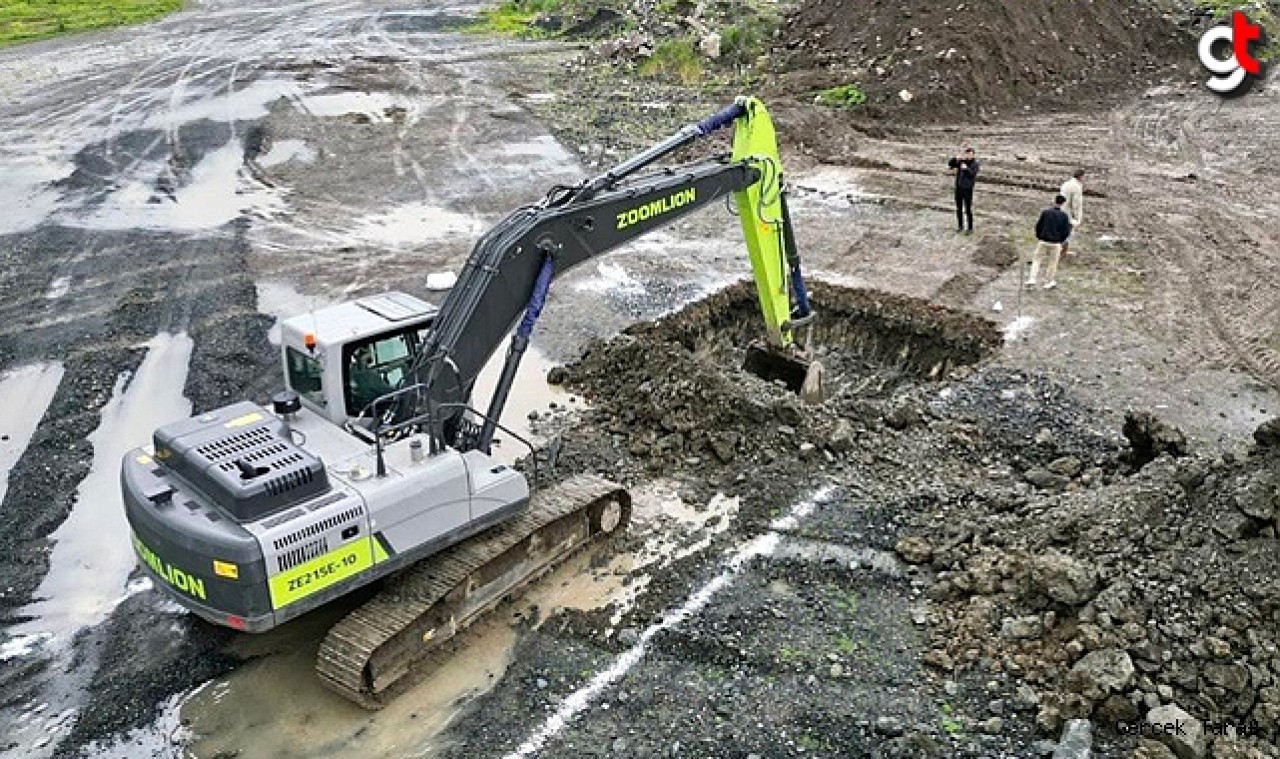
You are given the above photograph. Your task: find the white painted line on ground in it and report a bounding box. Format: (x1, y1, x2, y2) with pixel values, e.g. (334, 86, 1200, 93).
(503, 486, 836, 758)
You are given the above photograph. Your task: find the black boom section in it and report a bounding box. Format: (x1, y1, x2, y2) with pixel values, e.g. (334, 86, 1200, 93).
(412, 157, 760, 437)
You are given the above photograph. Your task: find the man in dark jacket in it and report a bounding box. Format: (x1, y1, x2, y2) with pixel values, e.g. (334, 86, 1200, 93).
(947, 146, 980, 233)
(1028, 194, 1072, 290)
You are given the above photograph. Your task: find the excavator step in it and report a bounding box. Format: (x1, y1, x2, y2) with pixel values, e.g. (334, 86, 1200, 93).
(315, 474, 631, 708)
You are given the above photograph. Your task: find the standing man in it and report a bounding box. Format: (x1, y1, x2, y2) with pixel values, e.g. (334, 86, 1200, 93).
(1028, 194, 1072, 290)
(948, 147, 980, 234)
(1059, 169, 1085, 255)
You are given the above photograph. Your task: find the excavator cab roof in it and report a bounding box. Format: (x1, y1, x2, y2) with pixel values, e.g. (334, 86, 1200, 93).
(279, 292, 437, 353)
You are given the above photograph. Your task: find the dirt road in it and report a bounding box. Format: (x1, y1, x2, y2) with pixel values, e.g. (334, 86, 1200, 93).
(0, 1, 1277, 757)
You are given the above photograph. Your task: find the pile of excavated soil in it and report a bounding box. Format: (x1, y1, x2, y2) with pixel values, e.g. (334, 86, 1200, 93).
(522, 281, 1280, 756)
(773, 0, 1196, 123)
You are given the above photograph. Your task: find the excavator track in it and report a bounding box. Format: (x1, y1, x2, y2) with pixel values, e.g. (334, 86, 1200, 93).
(316, 474, 631, 708)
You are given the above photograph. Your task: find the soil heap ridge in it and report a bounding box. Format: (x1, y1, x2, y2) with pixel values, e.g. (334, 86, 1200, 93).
(776, 0, 1200, 122)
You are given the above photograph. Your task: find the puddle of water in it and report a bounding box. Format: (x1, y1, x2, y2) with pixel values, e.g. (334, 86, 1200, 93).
(472, 343, 574, 465)
(77, 688, 198, 758)
(500, 134, 575, 165)
(0, 152, 70, 235)
(256, 280, 338, 345)
(12, 334, 193, 644)
(43, 276, 71, 300)
(67, 140, 285, 232)
(349, 202, 483, 248)
(144, 79, 300, 130)
(257, 138, 317, 169)
(297, 92, 414, 123)
(571, 261, 648, 296)
(179, 540, 628, 759)
(0, 362, 65, 508)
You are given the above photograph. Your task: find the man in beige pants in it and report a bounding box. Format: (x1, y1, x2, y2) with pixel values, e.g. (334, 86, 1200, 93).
(1027, 195, 1072, 289)
(1059, 169, 1084, 255)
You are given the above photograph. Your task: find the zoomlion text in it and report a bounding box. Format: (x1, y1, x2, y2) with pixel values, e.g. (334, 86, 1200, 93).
(616, 188, 696, 230)
(132, 533, 207, 600)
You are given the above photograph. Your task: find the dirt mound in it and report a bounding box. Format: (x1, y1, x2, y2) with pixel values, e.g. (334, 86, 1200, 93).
(774, 0, 1194, 122)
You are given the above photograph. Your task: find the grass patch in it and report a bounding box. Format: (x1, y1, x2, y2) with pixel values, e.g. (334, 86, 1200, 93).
(639, 37, 702, 84)
(467, 0, 560, 37)
(814, 83, 867, 109)
(0, 0, 182, 46)
(719, 17, 773, 66)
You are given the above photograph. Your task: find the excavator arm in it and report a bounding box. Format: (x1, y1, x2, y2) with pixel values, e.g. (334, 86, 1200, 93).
(401, 97, 820, 452)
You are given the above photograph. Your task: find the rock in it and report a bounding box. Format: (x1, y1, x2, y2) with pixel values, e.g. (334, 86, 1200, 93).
(875, 733, 941, 758)
(923, 648, 954, 671)
(1015, 684, 1041, 711)
(1202, 662, 1249, 693)
(1038, 702, 1065, 734)
(698, 32, 721, 59)
(1030, 549, 1099, 605)
(1123, 412, 1188, 467)
(1095, 694, 1140, 726)
(1048, 456, 1084, 478)
(1052, 718, 1093, 759)
(1233, 471, 1277, 521)
(1001, 615, 1045, 640)
(883, 404, 922, 430)
(709, 433, 737, 463)
(618, 627, 640, 647)
(546, 366, 569, 385)
(1067, 649, 1136, 701)
(1253, 418, 1280, 448)
(895, 537, 933, 565)
(1145, 704, 1204, 759)
(980, 716, 1004, 734)
(829, 419, 857, 452)
(875, 715, 905, 737)
(1133, 740, 1179, 759)
(536, 677, 548, 690)
(1025, 467, 1070, 490)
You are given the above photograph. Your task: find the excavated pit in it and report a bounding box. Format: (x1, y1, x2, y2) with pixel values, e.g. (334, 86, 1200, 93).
(549, 280, 1001, 497)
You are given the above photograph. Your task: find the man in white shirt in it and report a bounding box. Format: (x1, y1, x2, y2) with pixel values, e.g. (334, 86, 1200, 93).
(1059, 169, 1084, 255)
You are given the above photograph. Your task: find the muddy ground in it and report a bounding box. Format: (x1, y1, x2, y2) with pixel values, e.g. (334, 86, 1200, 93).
(0, 0, 1278, 758)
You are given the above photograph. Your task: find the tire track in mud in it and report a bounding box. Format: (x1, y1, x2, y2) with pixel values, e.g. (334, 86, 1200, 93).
(1110, 96, 1280, 391)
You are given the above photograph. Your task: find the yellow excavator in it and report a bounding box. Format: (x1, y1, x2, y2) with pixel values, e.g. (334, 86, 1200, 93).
(121, 97, 822, 707)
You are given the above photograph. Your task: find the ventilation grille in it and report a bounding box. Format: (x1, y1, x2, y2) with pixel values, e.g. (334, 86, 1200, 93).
(214, 442, 305, 474)
(265, 468, 314, 496)
(277, 537, 329, 571)
(273, 505, 365, 551)
(197, 427, 275, 462)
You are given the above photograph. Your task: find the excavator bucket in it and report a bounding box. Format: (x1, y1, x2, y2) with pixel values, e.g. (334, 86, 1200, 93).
(729, 98, 825, 405)
(743, 343, 826, 404)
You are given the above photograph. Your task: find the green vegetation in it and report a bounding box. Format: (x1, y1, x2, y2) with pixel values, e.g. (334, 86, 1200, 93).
(639, 37, 702, 84)
(777, 644, 804, 663)
(834, 634, 858, 655)
(0, 0, 182, 46)
(467, 0, 559, 37)
(814, 84, 867, 109)
(719, 17, 772, 66)
(939, 702, 964, 735)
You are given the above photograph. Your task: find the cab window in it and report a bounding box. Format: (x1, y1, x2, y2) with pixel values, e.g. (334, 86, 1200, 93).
(286, 348, 325, 408)
(345, 329, 425, 416)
